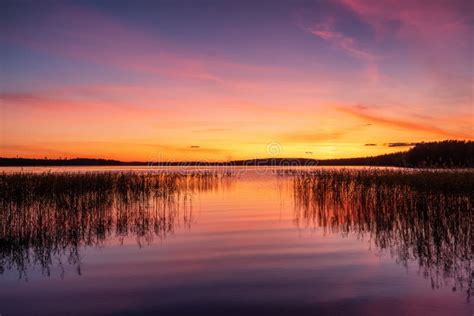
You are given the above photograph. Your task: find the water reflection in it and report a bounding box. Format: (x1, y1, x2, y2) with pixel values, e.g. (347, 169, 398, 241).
(290, 169, 473, 300)
(0, 171, 229, 278)
(1, 168, 472, 306)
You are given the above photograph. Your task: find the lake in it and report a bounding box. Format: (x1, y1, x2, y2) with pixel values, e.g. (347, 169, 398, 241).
(0, 167, 472, 315)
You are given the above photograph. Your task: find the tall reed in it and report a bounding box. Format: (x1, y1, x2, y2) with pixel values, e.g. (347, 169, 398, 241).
(0, 171, 229, 278)
(290, 169, 473, 300)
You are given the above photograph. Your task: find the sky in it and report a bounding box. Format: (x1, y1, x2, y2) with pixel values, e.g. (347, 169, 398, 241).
(0, 0, 473, 161)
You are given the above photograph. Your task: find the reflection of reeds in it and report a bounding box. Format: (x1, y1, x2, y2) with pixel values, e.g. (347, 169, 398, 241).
(0, 171, 229, 278)
(290, 169, 473, 300)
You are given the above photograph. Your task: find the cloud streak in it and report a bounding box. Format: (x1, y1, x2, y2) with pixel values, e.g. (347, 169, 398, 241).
(298, 12, 380, 84)
(386, 142, 417, 147)
(0, 5, 285, 86)
(338, 106, 473, 139)
(302, 19, 376, 61)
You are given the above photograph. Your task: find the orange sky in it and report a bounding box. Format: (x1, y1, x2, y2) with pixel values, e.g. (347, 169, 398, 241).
(1, 0, 472, 161)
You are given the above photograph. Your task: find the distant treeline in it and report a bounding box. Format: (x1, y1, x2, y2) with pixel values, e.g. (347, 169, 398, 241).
(320, 140, 473, 167)
(1, 140, 472, 168)
(0, 158, 130, 166)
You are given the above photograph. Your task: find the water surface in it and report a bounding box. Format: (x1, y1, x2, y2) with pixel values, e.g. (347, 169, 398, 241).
(0, 167, 472, 315)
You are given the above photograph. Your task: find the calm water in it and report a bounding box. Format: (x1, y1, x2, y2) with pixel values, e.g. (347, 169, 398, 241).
(0, 167, 472, 316)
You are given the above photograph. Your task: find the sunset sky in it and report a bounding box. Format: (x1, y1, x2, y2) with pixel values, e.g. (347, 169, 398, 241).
(1, 0, 472, 161)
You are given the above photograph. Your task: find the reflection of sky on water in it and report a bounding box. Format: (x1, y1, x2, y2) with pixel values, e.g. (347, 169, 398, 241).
(0, 168, 472, 315)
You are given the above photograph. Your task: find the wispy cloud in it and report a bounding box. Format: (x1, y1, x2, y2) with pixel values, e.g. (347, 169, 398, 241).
(0, 5, 284, 86)
(364, 142, 418, 147)
(338, 105, 473, 139)
(280, 120, 373, 143)
(340, 0, 473, 96)
(298, 14, 380, 84)
(302, 19, 376, 61)
(0, 91, 163, 117)
(386, 142, 417, 147)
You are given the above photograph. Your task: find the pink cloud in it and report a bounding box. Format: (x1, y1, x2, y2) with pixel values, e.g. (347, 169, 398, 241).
(0, 5, 284, 85)
(342, 0, 473, 102)
(340, 0, 472, 69)
(4, 9, 217, 82)
(337, 105, 473, 139)
(304, 19, 376, 61)
(341, 0, 471, 40)
(0, 90, 166, 122)
(299, 16, 380, 84)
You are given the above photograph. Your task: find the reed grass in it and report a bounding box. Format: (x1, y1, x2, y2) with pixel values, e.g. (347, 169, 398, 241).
(0, 171, 229, 278)
(289, 168, 473, 300)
